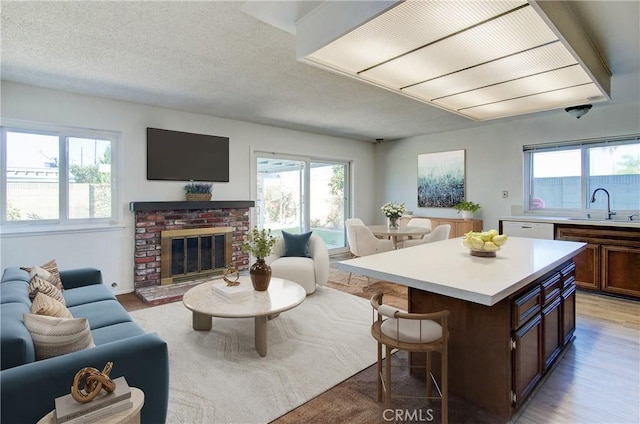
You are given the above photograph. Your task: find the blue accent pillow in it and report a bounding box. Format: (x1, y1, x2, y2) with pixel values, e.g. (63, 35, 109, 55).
(282, 231, 313, 258)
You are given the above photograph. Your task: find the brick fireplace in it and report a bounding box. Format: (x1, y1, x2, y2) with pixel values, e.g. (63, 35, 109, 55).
(130, 200, 254, 303)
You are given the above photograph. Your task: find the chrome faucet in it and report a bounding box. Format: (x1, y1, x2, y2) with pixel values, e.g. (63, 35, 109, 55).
(590, 188, 616, 220)
(629, 214, 640, 221)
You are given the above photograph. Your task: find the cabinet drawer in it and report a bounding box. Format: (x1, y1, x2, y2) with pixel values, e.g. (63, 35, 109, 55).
(541, 273, 562, 305)
(512, 286, 541, 330)
(501, 221, 554, 239)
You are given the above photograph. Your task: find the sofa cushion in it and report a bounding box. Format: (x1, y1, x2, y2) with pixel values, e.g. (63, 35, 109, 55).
(28, 276, 65, 304)
(30, 293, 72, 318)
(0, 303, 35, 369)
(21, 259, 63, 290)
(64, 284, 116, 307)
(91, 322, 147, 346)
(1, 267, 29, 284)
(0, 281, 30, 306)
(282, 231, 312, 257)
(68, 300, 132, 330)
(23, 314, 94, 360)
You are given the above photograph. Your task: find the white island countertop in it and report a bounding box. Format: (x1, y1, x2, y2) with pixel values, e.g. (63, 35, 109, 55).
(338, 237, 586, 306)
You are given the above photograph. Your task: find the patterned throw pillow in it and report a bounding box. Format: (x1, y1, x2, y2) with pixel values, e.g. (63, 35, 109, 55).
(28, 276, 66, 305)
(23, 314, 94, 360)
(21, 259, 64, 291)
(30, 292, 73, 318)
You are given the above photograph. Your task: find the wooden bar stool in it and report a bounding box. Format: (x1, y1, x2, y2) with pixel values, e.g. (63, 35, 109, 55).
(370, 292, 449, 423)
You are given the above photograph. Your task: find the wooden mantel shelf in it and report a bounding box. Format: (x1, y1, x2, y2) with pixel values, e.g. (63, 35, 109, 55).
(129, 200, 255, 211)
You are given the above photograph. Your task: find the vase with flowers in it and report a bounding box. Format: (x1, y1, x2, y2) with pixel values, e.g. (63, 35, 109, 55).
(241, 227, 277, 291)
(381, 202, 406, 230)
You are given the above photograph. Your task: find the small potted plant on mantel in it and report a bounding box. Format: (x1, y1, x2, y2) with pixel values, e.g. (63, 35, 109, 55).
(454, 200, 481, 220)
(184, 182, 212, 201)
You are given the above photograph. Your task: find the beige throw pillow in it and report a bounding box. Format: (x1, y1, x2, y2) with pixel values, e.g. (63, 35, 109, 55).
(30, 292, 73, 318)
(23, 314, 94, 360)
(28, 276, 66, 305)
(22, 259, 64, 290)
(28, 265, 52, 282)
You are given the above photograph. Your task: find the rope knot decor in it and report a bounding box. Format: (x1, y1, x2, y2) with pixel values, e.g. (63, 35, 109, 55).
(71, 361, 116, 403)
(223, 264, 240, 286)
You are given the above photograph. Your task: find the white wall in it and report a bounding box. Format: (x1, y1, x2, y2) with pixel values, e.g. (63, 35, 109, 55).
(375, 100, 640, 230)
(0, 81, 377, 293)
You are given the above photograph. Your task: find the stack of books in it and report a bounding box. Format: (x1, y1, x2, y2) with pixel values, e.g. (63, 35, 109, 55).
(211, 279, 253, 301)
(54, 376, 132, 424)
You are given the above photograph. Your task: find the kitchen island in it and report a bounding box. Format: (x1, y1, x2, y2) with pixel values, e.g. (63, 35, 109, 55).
(338, 237, 586, 419)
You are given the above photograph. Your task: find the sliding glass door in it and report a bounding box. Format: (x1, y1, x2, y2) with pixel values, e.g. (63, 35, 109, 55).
(255, 154, 349, 253)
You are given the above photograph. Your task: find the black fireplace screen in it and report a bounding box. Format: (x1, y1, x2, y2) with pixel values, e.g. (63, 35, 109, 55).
(170, 235, 227, 276)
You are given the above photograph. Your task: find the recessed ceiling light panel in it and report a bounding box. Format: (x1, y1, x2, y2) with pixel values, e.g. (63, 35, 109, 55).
(403, 42, 577, 100)
(297, 0, 611, 121)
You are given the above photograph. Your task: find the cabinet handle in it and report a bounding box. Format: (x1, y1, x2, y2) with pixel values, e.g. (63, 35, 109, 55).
(521, 226, 533, 229)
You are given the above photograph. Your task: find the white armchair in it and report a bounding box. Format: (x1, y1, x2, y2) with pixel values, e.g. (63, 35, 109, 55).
(265, 234, 329, 295)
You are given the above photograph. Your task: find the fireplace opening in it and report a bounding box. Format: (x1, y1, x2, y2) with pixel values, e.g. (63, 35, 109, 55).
(161, 227, 233, 285)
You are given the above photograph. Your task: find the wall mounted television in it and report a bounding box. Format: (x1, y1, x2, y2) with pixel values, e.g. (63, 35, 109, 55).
(146, 127, 229, 182)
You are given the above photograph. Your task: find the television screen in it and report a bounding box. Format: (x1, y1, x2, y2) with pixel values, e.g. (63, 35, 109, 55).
(146, 128, 229, 182)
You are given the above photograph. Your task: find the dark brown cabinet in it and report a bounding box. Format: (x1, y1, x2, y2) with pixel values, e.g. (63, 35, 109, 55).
(602, 245, 640, 297)
(555, 225, 640, 298)
(572, 243, 600, 290)
(510, 262, 575, 408)
(512, 313, 542, 408)
(542, 296, 562, 370)
(409, 259, 578, 418)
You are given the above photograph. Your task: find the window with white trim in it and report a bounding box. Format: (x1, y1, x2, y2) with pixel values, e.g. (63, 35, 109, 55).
(1, 123, 120, 228)
(523, 135, 640, 215)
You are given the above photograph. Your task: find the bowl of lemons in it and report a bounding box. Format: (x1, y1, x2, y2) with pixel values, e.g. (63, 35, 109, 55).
(462, 229, 508, 257)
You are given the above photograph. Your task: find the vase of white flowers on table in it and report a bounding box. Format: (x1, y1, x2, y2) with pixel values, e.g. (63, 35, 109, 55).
(381, 202, 406, 230)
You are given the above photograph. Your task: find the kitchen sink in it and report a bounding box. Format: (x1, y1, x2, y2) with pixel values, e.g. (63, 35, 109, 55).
(566, 216, 636, 222)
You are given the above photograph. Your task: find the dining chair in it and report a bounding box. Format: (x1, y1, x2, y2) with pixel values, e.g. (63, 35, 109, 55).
(370, 292, 450, 423)
(345, 219, 394, 283)
(399, 218, 432, 246)
(402, 224, 451, 248)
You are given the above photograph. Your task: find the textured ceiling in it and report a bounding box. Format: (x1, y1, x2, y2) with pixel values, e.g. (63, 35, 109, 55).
(1, 1, 639, 142)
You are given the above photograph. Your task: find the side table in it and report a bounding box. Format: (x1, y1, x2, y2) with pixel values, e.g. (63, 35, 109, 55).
(37, 387, 144, 424)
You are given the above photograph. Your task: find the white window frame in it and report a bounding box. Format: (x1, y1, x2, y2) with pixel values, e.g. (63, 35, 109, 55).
(1, 119, 122, 235)
(250, 149, 352, 255)
(523, 134, 640, 216)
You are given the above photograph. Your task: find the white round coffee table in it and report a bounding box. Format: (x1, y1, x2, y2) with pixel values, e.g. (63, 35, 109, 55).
(182, 276, 306, 357)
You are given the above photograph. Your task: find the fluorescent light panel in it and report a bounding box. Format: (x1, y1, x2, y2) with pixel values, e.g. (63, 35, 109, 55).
(404, 42, 577, 100)
(302, 0, 609, 121)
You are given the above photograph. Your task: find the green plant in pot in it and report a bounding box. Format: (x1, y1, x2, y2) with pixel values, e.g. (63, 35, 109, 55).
(242, 227, 277, 291)
(184, 183, 212, 201)
(454, 200, 481, 220)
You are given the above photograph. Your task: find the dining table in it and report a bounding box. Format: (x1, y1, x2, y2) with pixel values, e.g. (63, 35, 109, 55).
(367, 224, 431, 248)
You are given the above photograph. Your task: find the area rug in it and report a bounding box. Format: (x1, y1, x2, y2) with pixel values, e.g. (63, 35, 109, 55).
(129, 285, 378, 423)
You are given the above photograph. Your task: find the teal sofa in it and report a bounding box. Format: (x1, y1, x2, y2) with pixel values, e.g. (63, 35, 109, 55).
(0, 267, 169, 423)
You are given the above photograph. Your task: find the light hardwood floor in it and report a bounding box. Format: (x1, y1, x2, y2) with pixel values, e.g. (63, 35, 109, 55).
(118, 271, 640, 423)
